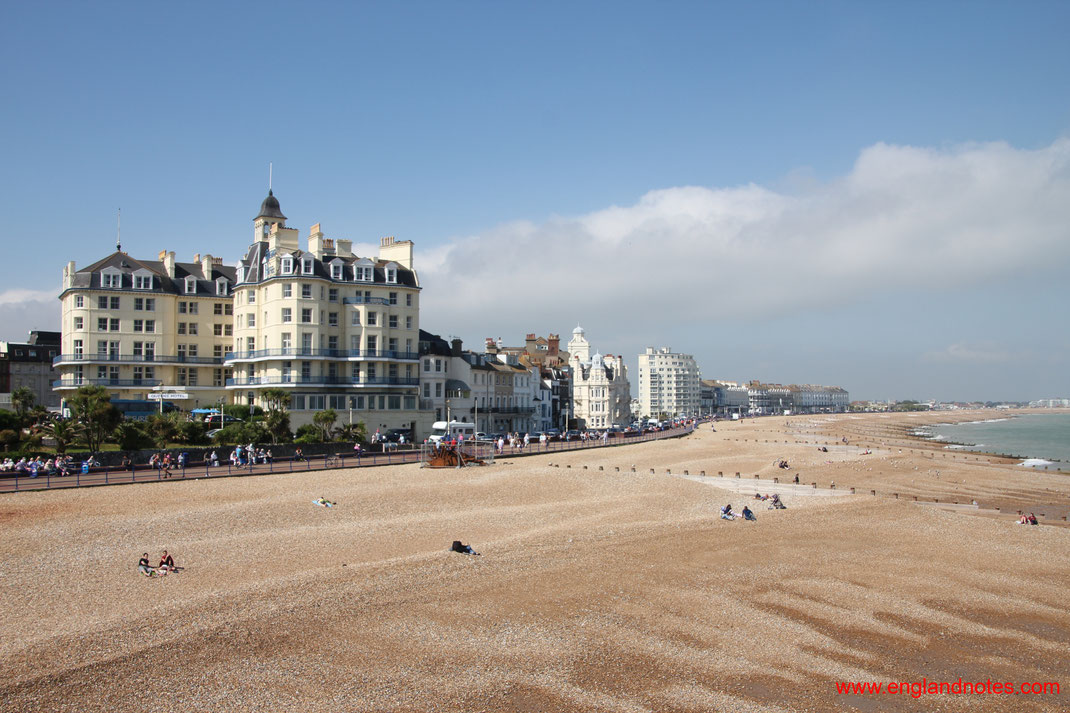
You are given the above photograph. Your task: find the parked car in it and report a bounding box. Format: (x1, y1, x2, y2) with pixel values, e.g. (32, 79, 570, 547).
(382, 428, 411, 443)
(204, 414, 243, 429)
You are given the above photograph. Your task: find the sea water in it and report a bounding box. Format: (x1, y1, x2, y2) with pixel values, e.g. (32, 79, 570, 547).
(920, 413, 1070, 469)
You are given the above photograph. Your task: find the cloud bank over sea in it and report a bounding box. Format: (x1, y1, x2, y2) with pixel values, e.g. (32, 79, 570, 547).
(419, 139, 1070, 355)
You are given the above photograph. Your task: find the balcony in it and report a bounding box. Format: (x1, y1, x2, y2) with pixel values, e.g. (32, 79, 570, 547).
(54, 353, 228, 366)
(485, 405, 536, 414)
(225, 376, 420, 388)
(53, 378, 163, 389)
(225, 348, 419, 362)
(341, 295, 391, 306)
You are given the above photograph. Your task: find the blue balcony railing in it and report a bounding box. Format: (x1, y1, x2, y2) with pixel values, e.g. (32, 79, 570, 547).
(53, 378, 164, 388)
(54, 353, 227, 366)
(225, 348, 418, 362)
(225, 376, 420, 387)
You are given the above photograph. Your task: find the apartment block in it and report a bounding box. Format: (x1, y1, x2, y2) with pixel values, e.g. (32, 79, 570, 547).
(636, 347, 701, 418)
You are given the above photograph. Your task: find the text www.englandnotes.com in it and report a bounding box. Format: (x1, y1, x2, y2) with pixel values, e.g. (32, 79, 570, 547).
(835, 678, 1060, 698)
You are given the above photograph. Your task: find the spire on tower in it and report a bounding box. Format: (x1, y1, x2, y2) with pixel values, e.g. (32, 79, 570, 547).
(116, 208, 122, 252)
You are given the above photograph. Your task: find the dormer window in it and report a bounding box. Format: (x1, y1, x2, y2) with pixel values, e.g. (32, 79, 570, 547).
(101, 269, 121, 288)
(330, 260, 344, 280)
(301, 258, 313, 275)
(134, 274, 152, 290)
(353, 259, 374, 282)
(281, 257, 293, 275)
(385, 264, 398, 284)
(185, 277, 197, 294)
(216, 277, 229, 295)
(236, 266, 245, 283)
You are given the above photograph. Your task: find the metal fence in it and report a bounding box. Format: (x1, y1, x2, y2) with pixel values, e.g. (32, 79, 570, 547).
(0, 424, 696, 493)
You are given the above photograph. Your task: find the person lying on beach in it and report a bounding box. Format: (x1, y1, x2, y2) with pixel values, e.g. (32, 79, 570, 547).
(313, 497, 335, 507)
(720, 504, 736, 520)
(138, 553, 154, 577)
(741, 506, 756, 521)
(450, 540, 480, 556)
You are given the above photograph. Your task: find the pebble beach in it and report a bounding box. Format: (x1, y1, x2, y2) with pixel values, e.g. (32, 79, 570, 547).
(2, 411, 1068, 712)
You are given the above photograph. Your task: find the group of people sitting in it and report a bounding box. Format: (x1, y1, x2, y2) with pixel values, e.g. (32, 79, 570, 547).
(1018, 513, 1039, 525)
(227, 444, 272, 466)
(1, 455, 81, 476)
(754, 493, 787, 509)
(137, 550, 180, 577)
(720, 504, 757, 521)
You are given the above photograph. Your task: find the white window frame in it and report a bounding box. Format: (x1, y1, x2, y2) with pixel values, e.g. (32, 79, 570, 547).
(301, 258, 313, 275)
(216, 278, 228, 295)
(101, 269, 121, 288)
(185, 277, 197, 294)
(281, 257, 293, 275)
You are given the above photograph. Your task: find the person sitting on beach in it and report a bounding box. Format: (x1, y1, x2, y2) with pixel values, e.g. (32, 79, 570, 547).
(158, 550, 177, 574)
(450, 540, 480, 556)
(770, 494, 786, 510)
(742, 506, 756, 521)
(138, 553, 154, 576)
(1028, 513, 1038, 525)
(1019, 514, 1029, 525)
(720, 504, 736, 520)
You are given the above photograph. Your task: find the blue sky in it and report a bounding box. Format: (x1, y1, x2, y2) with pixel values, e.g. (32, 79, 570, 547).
(2, 1, 1069, 401)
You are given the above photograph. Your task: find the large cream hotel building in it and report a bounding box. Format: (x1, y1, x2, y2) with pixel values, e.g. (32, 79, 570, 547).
(227, 191, 424, 432)
(57, 190, 427, 434)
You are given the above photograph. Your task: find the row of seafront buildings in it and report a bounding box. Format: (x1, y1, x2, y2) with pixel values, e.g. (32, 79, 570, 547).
(48, 189, 847, 438)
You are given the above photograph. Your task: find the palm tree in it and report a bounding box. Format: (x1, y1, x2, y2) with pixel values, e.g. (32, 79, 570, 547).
(10, 387, 35, 423)
(35, 419, 77, 454)
(335, 421, 367, 443)
(260, 388, 291, 414)
(312, 409, 337, 442)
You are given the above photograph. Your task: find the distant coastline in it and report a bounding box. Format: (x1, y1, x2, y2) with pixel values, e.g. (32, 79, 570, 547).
(913, 410, 1070, 470)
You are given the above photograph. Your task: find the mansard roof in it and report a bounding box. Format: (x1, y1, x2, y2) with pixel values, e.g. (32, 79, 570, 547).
(235, 240, 418, 287)
(65, 251, 236, 296)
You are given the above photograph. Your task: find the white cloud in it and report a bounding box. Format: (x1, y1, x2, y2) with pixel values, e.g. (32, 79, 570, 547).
(922, 343, 1015, 364)
(418, 138, 1070, 353)
(0, 287, 59, 341)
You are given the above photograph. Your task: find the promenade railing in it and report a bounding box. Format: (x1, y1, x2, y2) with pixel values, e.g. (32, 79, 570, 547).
(0, 423, 696, 493)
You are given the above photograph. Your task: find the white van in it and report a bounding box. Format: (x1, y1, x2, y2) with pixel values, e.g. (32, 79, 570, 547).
(428, 420, 476, 444)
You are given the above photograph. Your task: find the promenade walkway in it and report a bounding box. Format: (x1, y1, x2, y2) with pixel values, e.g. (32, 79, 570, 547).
(0, 425, 695, 493)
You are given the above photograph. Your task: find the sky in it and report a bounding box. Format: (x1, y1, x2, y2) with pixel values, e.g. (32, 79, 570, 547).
(2, 1, 1069, 402)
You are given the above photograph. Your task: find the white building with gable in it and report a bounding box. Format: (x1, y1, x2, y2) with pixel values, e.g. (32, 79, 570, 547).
(566, 326, 631, 429)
